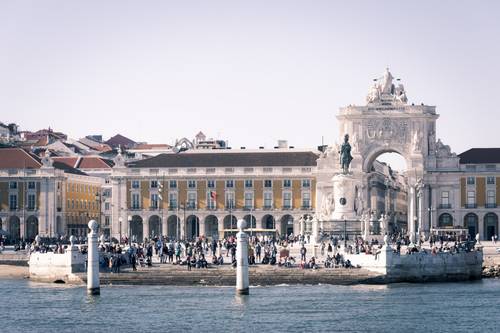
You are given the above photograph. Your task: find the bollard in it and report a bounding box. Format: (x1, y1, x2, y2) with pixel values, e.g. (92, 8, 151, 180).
(87, 220, 100, 295)
(236, 219, 249, 295)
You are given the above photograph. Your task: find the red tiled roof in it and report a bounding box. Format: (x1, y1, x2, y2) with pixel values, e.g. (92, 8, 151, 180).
(0, 148, 42, 169)
(78, 157, 114, 169)
(51, 156, 114, 169)
(51, 157, 79, 168)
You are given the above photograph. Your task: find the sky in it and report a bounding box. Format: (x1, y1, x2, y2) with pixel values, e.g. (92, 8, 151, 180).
(1, 0, 500, 158)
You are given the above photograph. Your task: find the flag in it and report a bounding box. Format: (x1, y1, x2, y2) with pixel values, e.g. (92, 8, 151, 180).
(210, 190, 217, 199)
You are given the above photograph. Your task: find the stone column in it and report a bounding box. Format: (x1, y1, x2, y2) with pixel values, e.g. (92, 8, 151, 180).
(311, 217, 318, 244)
(199, 218, 206, 237)
(236, 219, 249, 295)
(408, 186, 416, 243)
(417, 189, 423, 237)
(87, 220, 100, 295)
(162, 213, 168, 238)
(143, 219, 149, 241)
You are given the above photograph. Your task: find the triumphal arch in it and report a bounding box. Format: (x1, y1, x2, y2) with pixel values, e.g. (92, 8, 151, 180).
(314, 68, 452, 242)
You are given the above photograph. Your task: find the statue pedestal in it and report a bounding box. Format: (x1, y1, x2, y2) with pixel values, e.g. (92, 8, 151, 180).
(331, 173, 359, 220)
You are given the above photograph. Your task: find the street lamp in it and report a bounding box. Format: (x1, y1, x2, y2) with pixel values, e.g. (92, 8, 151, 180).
(118, 217, 122, 244)
(127, 215, 132, 246)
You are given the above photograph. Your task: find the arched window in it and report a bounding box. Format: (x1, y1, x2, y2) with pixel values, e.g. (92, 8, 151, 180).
(438, 213, 453, 227)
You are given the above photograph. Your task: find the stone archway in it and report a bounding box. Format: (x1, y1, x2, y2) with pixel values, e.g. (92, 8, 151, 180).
(167, 215, 179, 239)
(26, 215, 39, 241)
(243, 215, 256, 229)
(9, 216, 21, 241)
(204, 215, 218, 239)
(262, 214, 275, 230)
(464, 213, 478, 237)
(280, 214, 294, 236)
(223, 215, 237, 230)
(130, 215, 143, 243)
(438, 213, 453, 227)
(484, 213, 498, 240)
(148, 215, 161, 238)
(186, 215, 199, 240)
(315, 69, 436, 240)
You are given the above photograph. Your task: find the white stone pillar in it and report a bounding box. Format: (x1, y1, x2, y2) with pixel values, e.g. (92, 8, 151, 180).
(87, 220, 100, 295)
(236, 219, 249, 295)
(408, 186, 416, 243)
(417, 190, 423, 237)
(161, 213, 168, 238)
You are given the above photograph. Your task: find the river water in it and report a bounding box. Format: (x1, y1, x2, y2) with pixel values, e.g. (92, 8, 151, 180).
(1, 279, 499, 332)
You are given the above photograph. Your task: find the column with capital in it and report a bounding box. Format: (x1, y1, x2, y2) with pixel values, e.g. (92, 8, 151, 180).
(408, 185, 416, 244)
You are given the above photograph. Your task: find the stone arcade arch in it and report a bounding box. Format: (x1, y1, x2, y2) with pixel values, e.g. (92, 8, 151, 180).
(280, 214, 294, 236)
(185, 215, 200, 240)
(9, 216, 21, 241)
(243, 215, 257, 229)
(204, 215, 219, 239)
(167, 215, 179, 239)
(26, 215, 38, 241)
(130, 215, 143, 242)
(484, 213, 498, 240)
(223, 215, 237, 230)
(464, 213, 478, 237)
(148, 215, 161, 238)
(438, 213, 453, 227)
(262, 214, 275, 230)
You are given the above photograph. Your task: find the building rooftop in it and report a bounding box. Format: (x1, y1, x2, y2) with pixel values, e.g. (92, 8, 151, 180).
(0, 148, 42, 169)
(458, 148, 500, 164)
(126, 150, 319, 168)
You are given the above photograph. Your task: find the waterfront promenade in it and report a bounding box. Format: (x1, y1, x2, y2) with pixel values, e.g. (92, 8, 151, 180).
(1, 240, 499, 285)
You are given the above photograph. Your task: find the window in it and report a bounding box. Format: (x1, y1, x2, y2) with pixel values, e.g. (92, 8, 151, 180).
(302, 179, 311, 188)
(71, 200, 75, 209)
(131, 180, 140, 189)
(105, 216, 110, 226)
(28, 181, 36, 189)
(264, 180, 272, 188)
(487, 190, 496, 204)
(150, 193, 159, 209)
(9, 194, 17, 210)
(245, 180, 253, 188)
(244, 192, 253, 209)
(487, 177, 495, 185)
(169, 180, 177, 189)
(25, 193, 35, 210)
(67, 199, 70, 209)
(264, 192, 273, 209)
(226, 180, 234, 188)
(9, 181, 17, 189)
(169, 192, 178, 209)
(131, 193, 140, 209)
(225, 192, 235, 209)
(441, 191, 449, 205)
(207, 191, 216, 210)
(187, 192, 197, 209)
(207, 180, 215, 188)
(302, 192, 311, 209)
(188, 180, 196, 189)
(466, 177, 475, 185)
(283, 179, 291, 188)
(467, 191, 476, 207)
(283, 192, 292, 209)
(150, 180, 158, 188)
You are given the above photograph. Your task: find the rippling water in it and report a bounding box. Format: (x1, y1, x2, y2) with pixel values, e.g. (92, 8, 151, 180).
(1, 279, 500, 332)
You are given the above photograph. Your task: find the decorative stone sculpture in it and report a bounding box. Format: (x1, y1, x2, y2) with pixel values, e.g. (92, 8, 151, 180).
(339, 134, 353, 174)
(320, 192, 335, 220)
(412, 129, 422, 152)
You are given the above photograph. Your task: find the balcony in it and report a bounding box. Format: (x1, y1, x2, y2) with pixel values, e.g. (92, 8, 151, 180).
(485, 203, 497, 208)
(301, 206, 312, 210)
(263, 205, 273, 210)
(465, 204, 477, 209)
(282, 205, 292, 210)
(243, 206, 254, 211)
(439, 204, 452, 209)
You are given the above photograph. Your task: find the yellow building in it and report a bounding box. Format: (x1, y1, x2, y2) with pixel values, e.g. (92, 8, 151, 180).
(0, 148, 102, 241)
(110, 149, 317, 241)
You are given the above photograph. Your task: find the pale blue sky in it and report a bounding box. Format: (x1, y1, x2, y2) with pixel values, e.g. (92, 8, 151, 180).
(1, 0, 499, 154)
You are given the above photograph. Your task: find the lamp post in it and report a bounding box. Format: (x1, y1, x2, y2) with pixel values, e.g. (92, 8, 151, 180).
(118, 217, 122, 244)
(127, 215, 132, 246)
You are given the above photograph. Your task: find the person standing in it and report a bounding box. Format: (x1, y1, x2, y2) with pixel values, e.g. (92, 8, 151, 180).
(300, 245, 307, 262)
